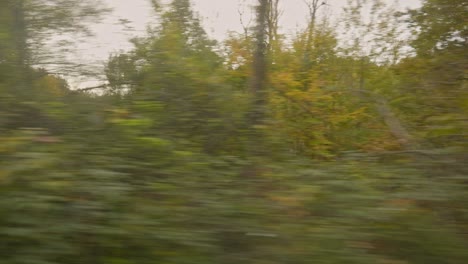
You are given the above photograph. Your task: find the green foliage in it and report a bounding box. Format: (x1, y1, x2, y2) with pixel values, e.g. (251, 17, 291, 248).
(405, 0, 467, 55)
(0, 0, 467, 263)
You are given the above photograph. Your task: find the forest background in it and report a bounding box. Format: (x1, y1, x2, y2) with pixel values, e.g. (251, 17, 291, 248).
(0, 0, 467, 263)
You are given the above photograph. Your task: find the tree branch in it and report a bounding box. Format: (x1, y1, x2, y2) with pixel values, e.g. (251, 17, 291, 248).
(75, 84, 108, 92)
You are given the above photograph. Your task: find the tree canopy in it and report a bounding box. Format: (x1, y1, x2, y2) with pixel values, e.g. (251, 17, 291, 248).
(0, 0, 467, 263)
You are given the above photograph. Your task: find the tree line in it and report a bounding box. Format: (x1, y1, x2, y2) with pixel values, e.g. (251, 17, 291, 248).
(0, 0, 467, 263)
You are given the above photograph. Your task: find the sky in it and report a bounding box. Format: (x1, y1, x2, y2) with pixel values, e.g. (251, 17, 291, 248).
(70, 0, 422, 88)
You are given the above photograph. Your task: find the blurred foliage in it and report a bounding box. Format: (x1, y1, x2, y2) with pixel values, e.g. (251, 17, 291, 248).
(0, 0, 467, 263)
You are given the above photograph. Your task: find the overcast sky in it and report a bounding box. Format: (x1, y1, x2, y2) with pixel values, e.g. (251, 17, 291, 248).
(70, 0, 421, 87)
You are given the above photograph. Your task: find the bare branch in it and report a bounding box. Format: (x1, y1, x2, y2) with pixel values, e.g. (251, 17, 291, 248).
(74, 84, 108, 92)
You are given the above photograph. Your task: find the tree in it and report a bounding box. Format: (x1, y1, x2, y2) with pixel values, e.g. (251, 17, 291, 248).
(20, 0, 109, 68)
(405, 0, 467, 56)
(249, 0, 269, 129)
(0, 0, 108, 129)
(335, 0, 419, 150)
(1, 1, 467, 263)
(394, 0, 468, 148)
(104, 0, 247, 154)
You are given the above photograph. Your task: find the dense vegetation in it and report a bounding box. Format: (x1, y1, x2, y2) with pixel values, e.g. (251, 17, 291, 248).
(1, 0, 467, 263)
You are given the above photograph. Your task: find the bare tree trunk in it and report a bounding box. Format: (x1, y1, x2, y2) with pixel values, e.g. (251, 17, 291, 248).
(357, 59, 416, 150)
(249, 0, 269, 129)
(245, 0, 269, 164)
(374, 96, 416, 149)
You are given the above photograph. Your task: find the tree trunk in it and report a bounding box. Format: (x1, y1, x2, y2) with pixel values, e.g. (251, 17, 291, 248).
(247, 0, 269, 157)
(12, 0, 32, 98)
(250, 0, 269, 125)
